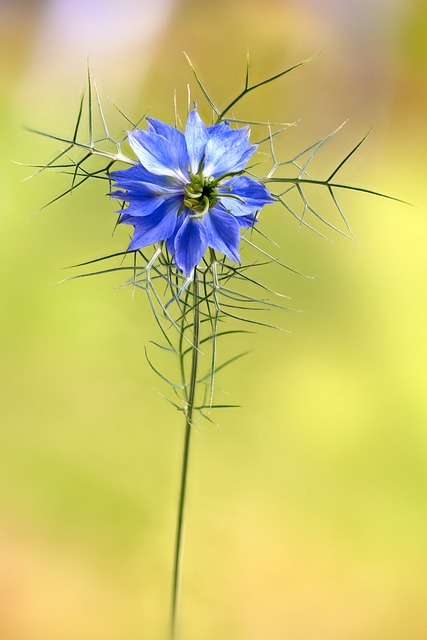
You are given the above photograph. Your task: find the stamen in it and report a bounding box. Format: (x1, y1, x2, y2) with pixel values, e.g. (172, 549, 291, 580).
(220, 192, 247, 205)
(184, 174, 219, 215)
(200, 195, 210, 215)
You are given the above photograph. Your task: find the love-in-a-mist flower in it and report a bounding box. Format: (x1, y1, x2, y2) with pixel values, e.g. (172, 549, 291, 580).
(109, 109, 274, 275)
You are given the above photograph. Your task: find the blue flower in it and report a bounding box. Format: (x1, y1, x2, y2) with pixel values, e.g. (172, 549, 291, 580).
(110, 109, 274, 275)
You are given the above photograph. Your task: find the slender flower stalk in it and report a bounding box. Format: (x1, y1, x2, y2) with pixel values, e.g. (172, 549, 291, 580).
(170, 269, 201, 640)
(27, 55, 402, 640)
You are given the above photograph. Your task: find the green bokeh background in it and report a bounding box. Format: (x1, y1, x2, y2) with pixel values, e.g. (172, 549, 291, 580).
(1, 1, 427, 638)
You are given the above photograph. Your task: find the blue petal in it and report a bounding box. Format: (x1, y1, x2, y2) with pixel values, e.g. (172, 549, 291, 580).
(110, 179, 158, 197)
(146, 118, 189, 174)
(165, 211, 186, 257)
(185, 109, 209, 174)
(127, 129, 189, 181)
(110, 183, 183, 203)
(203, 206, 241, 263)
(110, 164, 173, 188)
(202, 128, 256, 178)
(174, 215, 208, 275)
(115, 198, 167, 218)
(118, 212, 134, 224)
(110, 173, 176, 199)
(207, 121, 230, 134)
(236, 213, 258, 228)
(110, 188, 166, 207)
(218, 175, 274, 216)
(124, 197, 181, 251)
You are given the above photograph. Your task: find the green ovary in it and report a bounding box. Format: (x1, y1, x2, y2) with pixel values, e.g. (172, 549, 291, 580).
(184, 174, 219, 217)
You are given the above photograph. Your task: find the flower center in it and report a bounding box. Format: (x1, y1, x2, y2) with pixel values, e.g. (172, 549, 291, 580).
(183, 174, 219, 217)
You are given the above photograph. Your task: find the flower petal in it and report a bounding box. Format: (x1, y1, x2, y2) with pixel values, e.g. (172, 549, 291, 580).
(165, 211, 186, 257)
(110, 179, 163, 197)
(207, 121, 230, 135)
(110, 187, 167, 210)
(146, 118, 189, 174)
(127, 129, 188, 181)
(110, 170, 177, 198)
(185, 109, 209, 174)
(174, 215, 208, 275)
(109, 164, 173, 188)
(115, 197, 167, 218)
(203, 206, 241, 263)
(123, 197, 181, 251)
(202, 128, 256, 178)
(236, 213, 258, 228)
(218, 175, 274, 216)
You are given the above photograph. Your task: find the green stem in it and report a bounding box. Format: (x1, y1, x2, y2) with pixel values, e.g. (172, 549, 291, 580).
(170, 270, 201, 640)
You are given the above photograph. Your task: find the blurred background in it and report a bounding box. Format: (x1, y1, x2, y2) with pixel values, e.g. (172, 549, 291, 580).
(1, 0, 427, 638)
